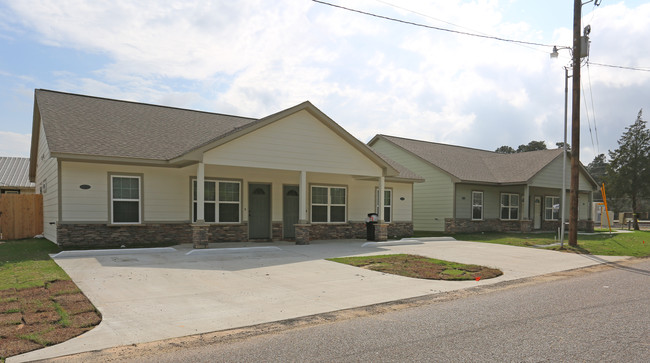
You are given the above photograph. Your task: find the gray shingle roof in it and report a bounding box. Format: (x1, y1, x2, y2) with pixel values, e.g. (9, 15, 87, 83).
(0, 157, 34, 188)
(36, 89, 258, 160)
(377, 135, 564, 184)
(33, 90, 420, 182)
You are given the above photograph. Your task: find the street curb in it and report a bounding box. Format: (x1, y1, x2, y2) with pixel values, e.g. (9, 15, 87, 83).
(37, 257, 643, 363)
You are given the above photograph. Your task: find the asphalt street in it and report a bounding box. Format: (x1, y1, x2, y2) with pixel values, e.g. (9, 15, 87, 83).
(58, 258, 650, 362)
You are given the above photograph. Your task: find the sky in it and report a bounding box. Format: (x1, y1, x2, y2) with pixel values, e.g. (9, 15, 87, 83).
(0, 0, 649, 164)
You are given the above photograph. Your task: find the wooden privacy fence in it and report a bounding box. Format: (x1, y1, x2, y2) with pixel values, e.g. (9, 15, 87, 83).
(0, 194, 43, 240)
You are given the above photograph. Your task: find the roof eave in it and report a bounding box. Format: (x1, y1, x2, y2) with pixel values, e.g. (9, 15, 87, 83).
(52, 152, 195, 168)
(28, 94, 41, 182)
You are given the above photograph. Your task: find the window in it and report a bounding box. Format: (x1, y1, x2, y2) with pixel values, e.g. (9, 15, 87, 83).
(311, 186, 346, 223)
(472, 191, 483, 220)
(192, 180, 240, 223)
(500, 193, 519, 220)
(111, 176, 141, 224)
(376, 189, 392, 222)
(545, 196, 560, 220)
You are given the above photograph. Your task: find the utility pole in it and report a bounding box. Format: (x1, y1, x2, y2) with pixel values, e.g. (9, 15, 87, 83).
(569, 0, 582, 247)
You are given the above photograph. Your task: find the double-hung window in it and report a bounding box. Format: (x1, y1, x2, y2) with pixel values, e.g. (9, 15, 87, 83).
(545, 196, 560, 220)
(311, 186, 346, 223)
(111, 176, 141, 224)
(472, 191, 483, 220)
(376, 189, 392, 222)
(192, 180, 241, 223)
(500, 193, 519, 220)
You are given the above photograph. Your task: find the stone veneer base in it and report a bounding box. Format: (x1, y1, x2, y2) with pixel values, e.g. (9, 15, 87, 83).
(445, 218, 594, 233)
(57, 222, 250, 248)
(56, 221, 416, 248)
(294, 221, 413, 244)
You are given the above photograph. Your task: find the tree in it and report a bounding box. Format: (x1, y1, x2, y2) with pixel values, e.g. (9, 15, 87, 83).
(606, 109, 650, 230)
(516, 140, 547, 153)
(555, 142, 571, 150)
(586, 154, 608, 188)
(495, 145, 515, 154)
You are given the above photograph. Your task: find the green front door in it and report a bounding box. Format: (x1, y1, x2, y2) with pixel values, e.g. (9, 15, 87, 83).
(283, 185, 299, 239)
(249, 184, 271, 239)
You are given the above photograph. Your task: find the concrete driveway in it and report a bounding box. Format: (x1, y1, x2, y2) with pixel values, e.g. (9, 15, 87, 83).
(10, 238, 628, 362)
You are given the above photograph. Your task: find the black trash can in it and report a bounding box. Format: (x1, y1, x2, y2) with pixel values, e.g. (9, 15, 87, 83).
(366, 213, 378, 241)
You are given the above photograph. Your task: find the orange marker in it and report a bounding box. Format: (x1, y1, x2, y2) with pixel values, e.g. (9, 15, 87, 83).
(475, 276, 481, 281)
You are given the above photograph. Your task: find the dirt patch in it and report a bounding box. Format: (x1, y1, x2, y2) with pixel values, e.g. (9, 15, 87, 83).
(0, 280, 102, 360)
(46, 280, 80, 296)
(330, 254, 503, 280)
(0, 337, 42, 358)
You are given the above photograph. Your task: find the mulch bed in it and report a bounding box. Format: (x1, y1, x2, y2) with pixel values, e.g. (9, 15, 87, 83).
(337, 254, 503, 280)
(0, 280, 102, 359)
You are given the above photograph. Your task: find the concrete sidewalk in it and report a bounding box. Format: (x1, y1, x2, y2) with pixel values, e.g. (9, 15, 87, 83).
(9, 238, 628, 362)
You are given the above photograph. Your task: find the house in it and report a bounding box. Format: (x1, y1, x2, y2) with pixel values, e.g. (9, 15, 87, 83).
(368, 135, 598, 233)
(28, 90, 421, 248)
(0, 157, 35, 195)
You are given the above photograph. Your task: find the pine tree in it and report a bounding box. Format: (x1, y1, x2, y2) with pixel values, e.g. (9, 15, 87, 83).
(606, 109, 650, 230)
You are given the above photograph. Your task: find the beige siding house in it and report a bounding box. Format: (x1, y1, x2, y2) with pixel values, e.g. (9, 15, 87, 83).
(29, 90, 421, 248)
(368, 135, 598, 233)
(0, 157, 35, 195)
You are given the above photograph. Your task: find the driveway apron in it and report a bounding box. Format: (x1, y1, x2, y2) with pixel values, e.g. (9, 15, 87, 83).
(9, 239, 628, 362)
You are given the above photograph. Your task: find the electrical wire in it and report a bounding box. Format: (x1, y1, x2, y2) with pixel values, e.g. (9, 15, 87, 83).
(586, 62, 600, 155)
(312, 0, 557, 48)
(372, 0, 551, 55)
(587, 62, 650, 72)
(314, 0, 650, 73)
(581, 78, 597, 156)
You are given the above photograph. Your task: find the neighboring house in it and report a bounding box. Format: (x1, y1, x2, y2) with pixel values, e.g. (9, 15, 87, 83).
(29, 90, 421, 248)
(368, 135, 598, 233)
(0, 157, 35, 195)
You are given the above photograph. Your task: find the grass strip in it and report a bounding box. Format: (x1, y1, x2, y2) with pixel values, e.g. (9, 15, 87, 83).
(413, 230, 650, 257)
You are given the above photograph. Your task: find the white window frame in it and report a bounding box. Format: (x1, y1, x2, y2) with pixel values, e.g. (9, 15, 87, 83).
(500, 193, 519, 221)
(376, 188, 392, 223)
(544, 196, 560, 221)
(311, 185, 347, 223)
(472, 191, 483, 221)
(192, 179, 241, 223)
(110, 175, 141, 225)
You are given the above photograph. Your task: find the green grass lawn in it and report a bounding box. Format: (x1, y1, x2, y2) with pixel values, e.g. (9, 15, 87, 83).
(0, 239, 103, 361)
(0, 239, 68, 290)
(413, 230, 650, 257)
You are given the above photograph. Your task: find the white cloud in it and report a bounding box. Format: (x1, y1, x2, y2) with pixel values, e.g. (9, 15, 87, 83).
(1, 0, 647, 164)
(0, 131, 31, 156)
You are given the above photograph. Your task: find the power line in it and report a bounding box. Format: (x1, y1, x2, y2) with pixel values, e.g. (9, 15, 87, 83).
(586, 62, 600, 155)
(314, 0, 650, 73)
(374, 0, 490, 37)
(372, 0, 551, 55)
(581, 78, 597, 157)
(587, 62, 650, 72)
(312, 0, 557, 48)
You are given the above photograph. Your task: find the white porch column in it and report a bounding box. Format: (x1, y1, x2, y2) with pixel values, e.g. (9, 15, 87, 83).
(378, 176, 385, 222)
(299, 170, 307, 223)
(522, 185, 530, 220)
(196, 162, 205, 222)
